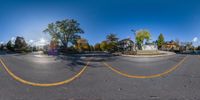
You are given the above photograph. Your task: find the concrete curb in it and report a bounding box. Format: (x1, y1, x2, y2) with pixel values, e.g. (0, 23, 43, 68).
(121, 51, 176, 58)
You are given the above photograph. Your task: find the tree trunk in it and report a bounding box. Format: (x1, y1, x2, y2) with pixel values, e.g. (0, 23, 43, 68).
(65, 38, 69, 48)
(60, 34, 69, 49)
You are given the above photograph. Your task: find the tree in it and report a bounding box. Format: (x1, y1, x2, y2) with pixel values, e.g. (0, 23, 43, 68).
(56, 19, 84, 48)
(70, 35, 81, 46)
(94, 43, 101, 51)
(107, 42, 118, 52)
(135, 29, 151, 50)
(90, 45, 94, 51)
(175, 38, 180, 47)
(157, 33, 165, 49)
(106, 33, 118, 42)
(7, 40, 14, 51)
(43, 23, 60, 41)
(14, 36, 27, 51)
(49, 40, 59, 50)
(44, 19, 84, 49)
(0, 44, 4, 50)
(106, 33, 118, 52)
(76, 38, 90, 52)
(197, 46, 200, 50)
(100, 41, 108, 51)
(186, 42, 193, 50)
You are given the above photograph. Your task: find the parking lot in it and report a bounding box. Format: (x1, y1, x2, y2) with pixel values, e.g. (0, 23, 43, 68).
(0, 52, 200, 100)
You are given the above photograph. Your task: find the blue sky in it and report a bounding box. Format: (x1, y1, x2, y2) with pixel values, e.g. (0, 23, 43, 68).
(0, 0, 200, 46)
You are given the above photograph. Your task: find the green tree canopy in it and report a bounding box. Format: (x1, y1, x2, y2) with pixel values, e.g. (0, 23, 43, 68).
(157, 33, 165, 49)
(135, 29, 151, 44)
(107, 42, 117, 52)
(106, 33, 118, 42)
(100, 41, 108, 51)
(14, 36, 27, 49)
(135, 29, 151, 49)
(105, 33, 118, 52)
(44, 19, 84, 48)
(7, 40, 14, 51)
(43, 23, 60, 41)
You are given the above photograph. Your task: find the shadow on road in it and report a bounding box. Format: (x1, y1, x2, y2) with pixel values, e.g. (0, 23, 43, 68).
(0, 51, 29, 56)
(54, 52, 118, 69)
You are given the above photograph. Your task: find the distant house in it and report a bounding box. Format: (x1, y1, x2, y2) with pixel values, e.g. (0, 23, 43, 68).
(179, 42, 194, 53)
(142, 42, 158, 50)
(161, 41, 179, 51)
(118, 38, 135, 51)
(34, 39, 49, 51)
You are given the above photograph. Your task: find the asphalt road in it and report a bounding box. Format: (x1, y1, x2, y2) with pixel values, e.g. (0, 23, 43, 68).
(0, 52, 200, 100)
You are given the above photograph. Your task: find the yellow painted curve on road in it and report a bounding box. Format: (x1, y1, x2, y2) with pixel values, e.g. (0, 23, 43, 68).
(0, 58, 90, 87)
(103, 56, 187, 79)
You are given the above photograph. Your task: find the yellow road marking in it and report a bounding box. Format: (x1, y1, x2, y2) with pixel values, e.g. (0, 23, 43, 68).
(0, 58, 90, 87)
(103, 56, 187, 79)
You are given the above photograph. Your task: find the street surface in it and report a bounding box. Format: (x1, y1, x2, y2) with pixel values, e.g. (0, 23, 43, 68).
(0, 52, 200, 100)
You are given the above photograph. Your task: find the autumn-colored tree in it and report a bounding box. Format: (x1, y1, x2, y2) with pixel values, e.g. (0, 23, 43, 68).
(50, 39, 59, 49)
(76, 38, 90, 52)
(94, 43, 101, 51)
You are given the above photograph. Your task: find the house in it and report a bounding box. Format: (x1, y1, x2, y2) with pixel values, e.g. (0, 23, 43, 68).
(161, 41, 179, 51)
(34, 38, 49, 51)
(179, 42, 194, 53)
(118, 38, 135, 51)
(142, 42, 158, 50)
